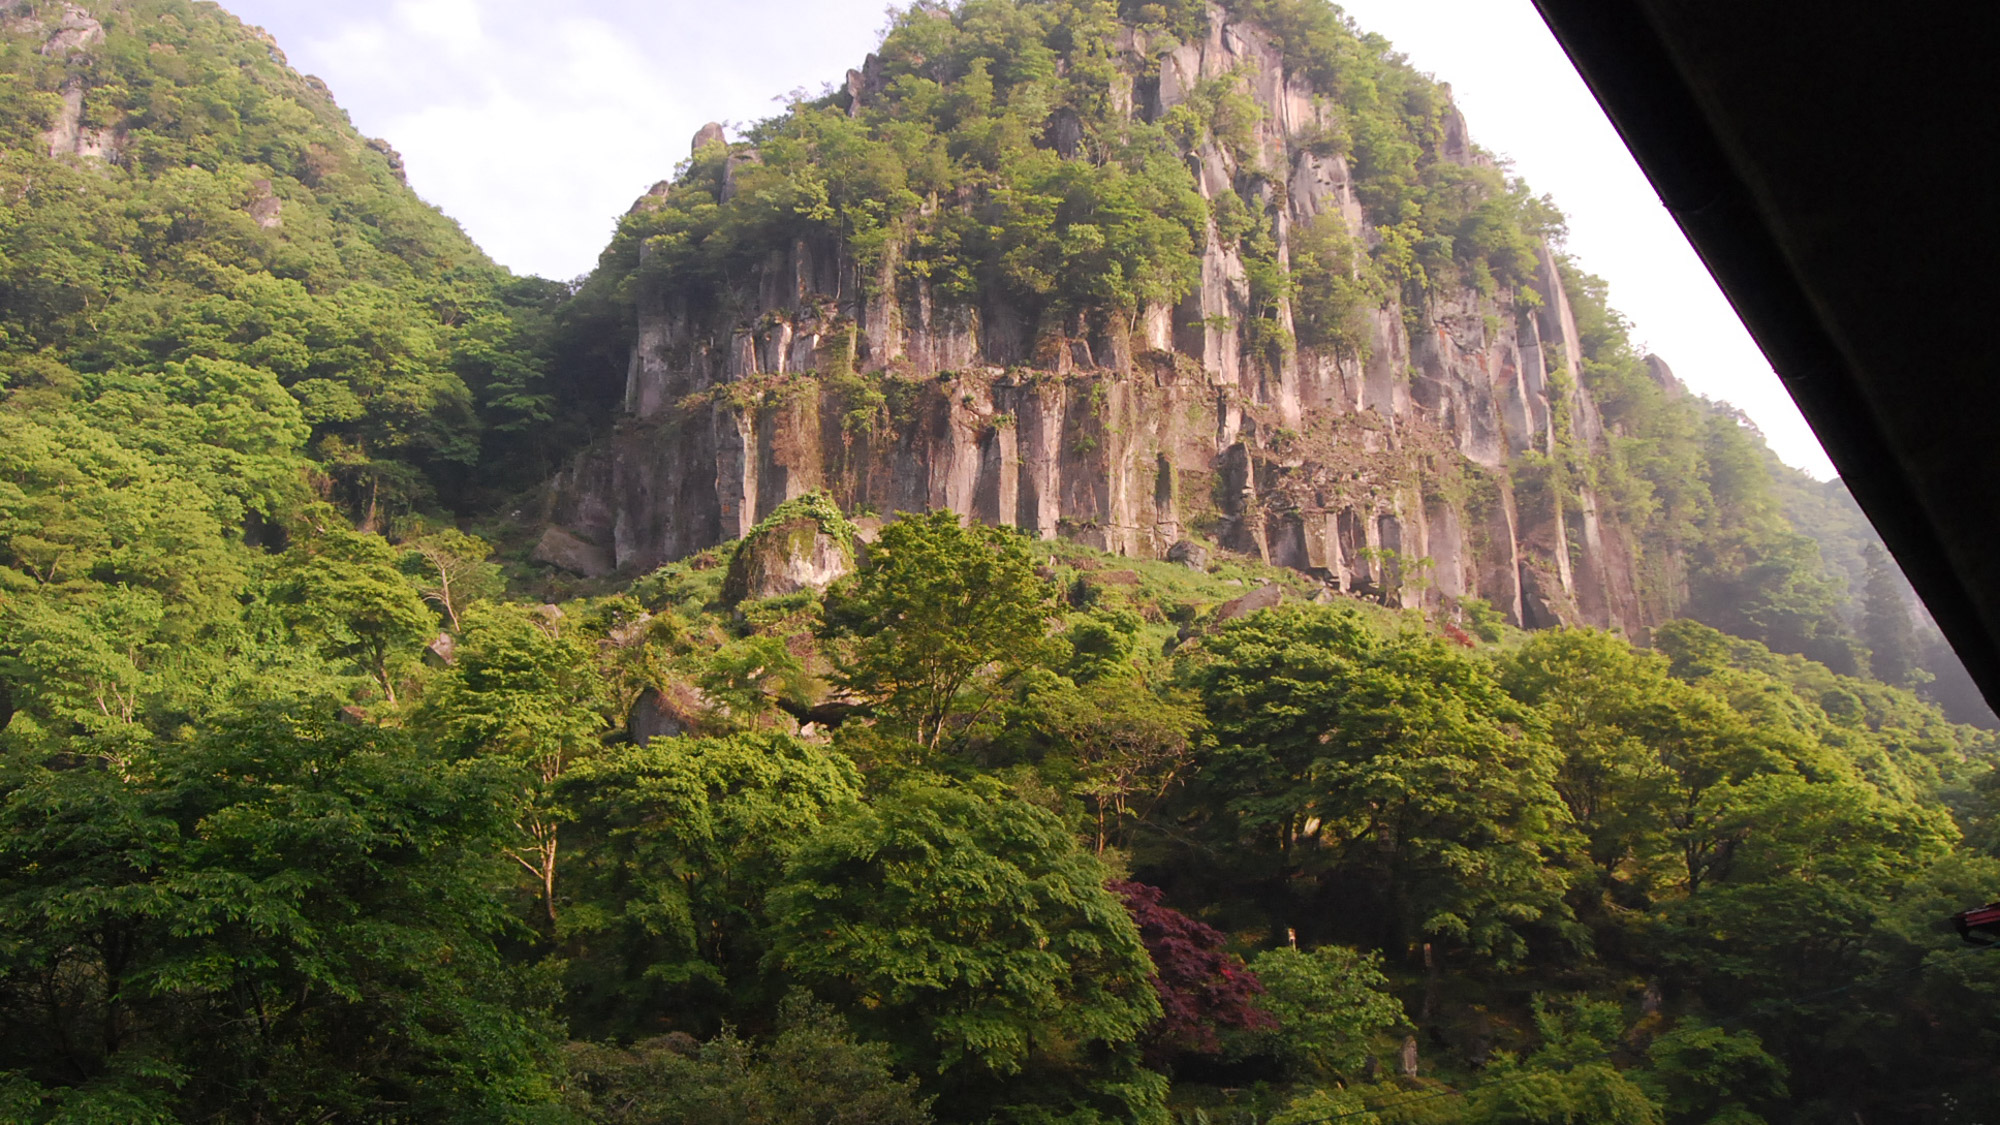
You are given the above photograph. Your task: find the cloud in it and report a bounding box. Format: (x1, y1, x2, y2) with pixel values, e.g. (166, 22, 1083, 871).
(391, 0, 485, 57)
(248, 0, 886, 281)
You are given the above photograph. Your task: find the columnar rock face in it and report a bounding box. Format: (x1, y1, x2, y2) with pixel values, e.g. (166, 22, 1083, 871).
(546, 3, 1647, 634)
(26, 4, 119, 160)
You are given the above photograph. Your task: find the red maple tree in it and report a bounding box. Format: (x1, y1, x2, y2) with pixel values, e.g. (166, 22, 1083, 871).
(1111, 880, 1275, 1064)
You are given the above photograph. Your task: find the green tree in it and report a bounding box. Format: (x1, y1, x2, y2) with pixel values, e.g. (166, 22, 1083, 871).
(404, 527, 503, 632)
(273, 518, 436, 704)
(560, 734, 862, 1039)
(1500, 630, 1782, 907)
(1019, 673, 1200, 853)
(425, 600, 612, 931)
(699, 634, 814, 731)
(564, 994, 931, 1125)
(1246, 945, 1408, 1081)
(1459, 997, 1660, 1125)
(1860, 543, 1922, 688)
(1651, 771, 1956, 1074)
(0, 701, 560, 1122)
(1638, 1022, 1788, 1125)
(1184, 604, 1578, 961)
(765, 776, 1165, 1123)
(822, 512, 1057, 752)
(1271, 1088, 1378, 1125)
(1465, 1060, 1660, 1125)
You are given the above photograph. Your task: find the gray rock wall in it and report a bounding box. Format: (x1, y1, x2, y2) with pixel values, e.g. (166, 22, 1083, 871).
(548, 2, 1648, 634)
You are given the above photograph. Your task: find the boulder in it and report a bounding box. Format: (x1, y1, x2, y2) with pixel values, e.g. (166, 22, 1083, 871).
(843, 69, 866, 116)
(423, 632, 456, 667)
(1166, 539, 1210, 570)
(1046, 106, 1085, 158)
(629, 686, 696, 745)
(1214, 583, 1283, 622)
(607, 611, 654, 648)
(691, 121, 726, 154)
(532, 526, 615, 578)
(1517, 563, 1575, 630)
(720, 494, 857, 605)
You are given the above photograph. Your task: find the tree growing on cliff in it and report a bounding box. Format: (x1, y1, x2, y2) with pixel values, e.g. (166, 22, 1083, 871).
(404, 528, 503, 632)
(821, 512, 1057, 753)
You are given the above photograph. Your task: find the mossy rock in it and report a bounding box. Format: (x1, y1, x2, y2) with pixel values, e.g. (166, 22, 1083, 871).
(720, 492, 858, 605)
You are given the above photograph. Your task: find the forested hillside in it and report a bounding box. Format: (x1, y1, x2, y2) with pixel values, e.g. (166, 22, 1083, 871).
(2, 2, 1996, 1124)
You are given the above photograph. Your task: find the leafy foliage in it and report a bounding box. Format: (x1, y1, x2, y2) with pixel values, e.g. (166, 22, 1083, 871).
(1246, 944, 1407, 1081)
(423, 599, 613, 928)
(766, 776, 1164, 1123)
(1182, 604, 1578, 962)
(564, 993, 932, 1125)
(1112, 880, 1273, 1064)
(823, 511, 1057, 752)
(273, 515, 438, 703)
(561, 734, 862, 1039)
(0, 702, 559, 1122)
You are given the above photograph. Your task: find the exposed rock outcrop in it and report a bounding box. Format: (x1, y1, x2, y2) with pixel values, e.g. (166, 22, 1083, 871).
(1215, 583, 1284, 622)
(29, 5, 119, 161)
(546, 3, 1648, 635)
(365, 137, 407, 184)
(423, 632, 457, 668)
(720, 493, 856, 604)
(247, 179, 283, 229)
(532, 526, 615, 578)
(629, 686, 696, 745)
(40, 3, 103, 57)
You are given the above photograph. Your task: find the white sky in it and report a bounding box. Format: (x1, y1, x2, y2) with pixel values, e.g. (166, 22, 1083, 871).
(223, 0, 1837, 479)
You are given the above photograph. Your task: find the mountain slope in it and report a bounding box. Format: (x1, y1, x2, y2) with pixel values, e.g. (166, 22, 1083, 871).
(0, 0, 563, 736)
(539, 0, 1861, 675)
(0, 0, 569, 518)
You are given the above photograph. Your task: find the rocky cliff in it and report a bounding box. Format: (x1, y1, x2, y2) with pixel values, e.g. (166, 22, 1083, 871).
(545, 1, 1647, 634)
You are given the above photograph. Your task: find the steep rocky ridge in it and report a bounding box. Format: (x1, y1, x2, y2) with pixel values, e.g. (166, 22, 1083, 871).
(1, 0, 560, 519)
(545, 1, 1650, 633)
